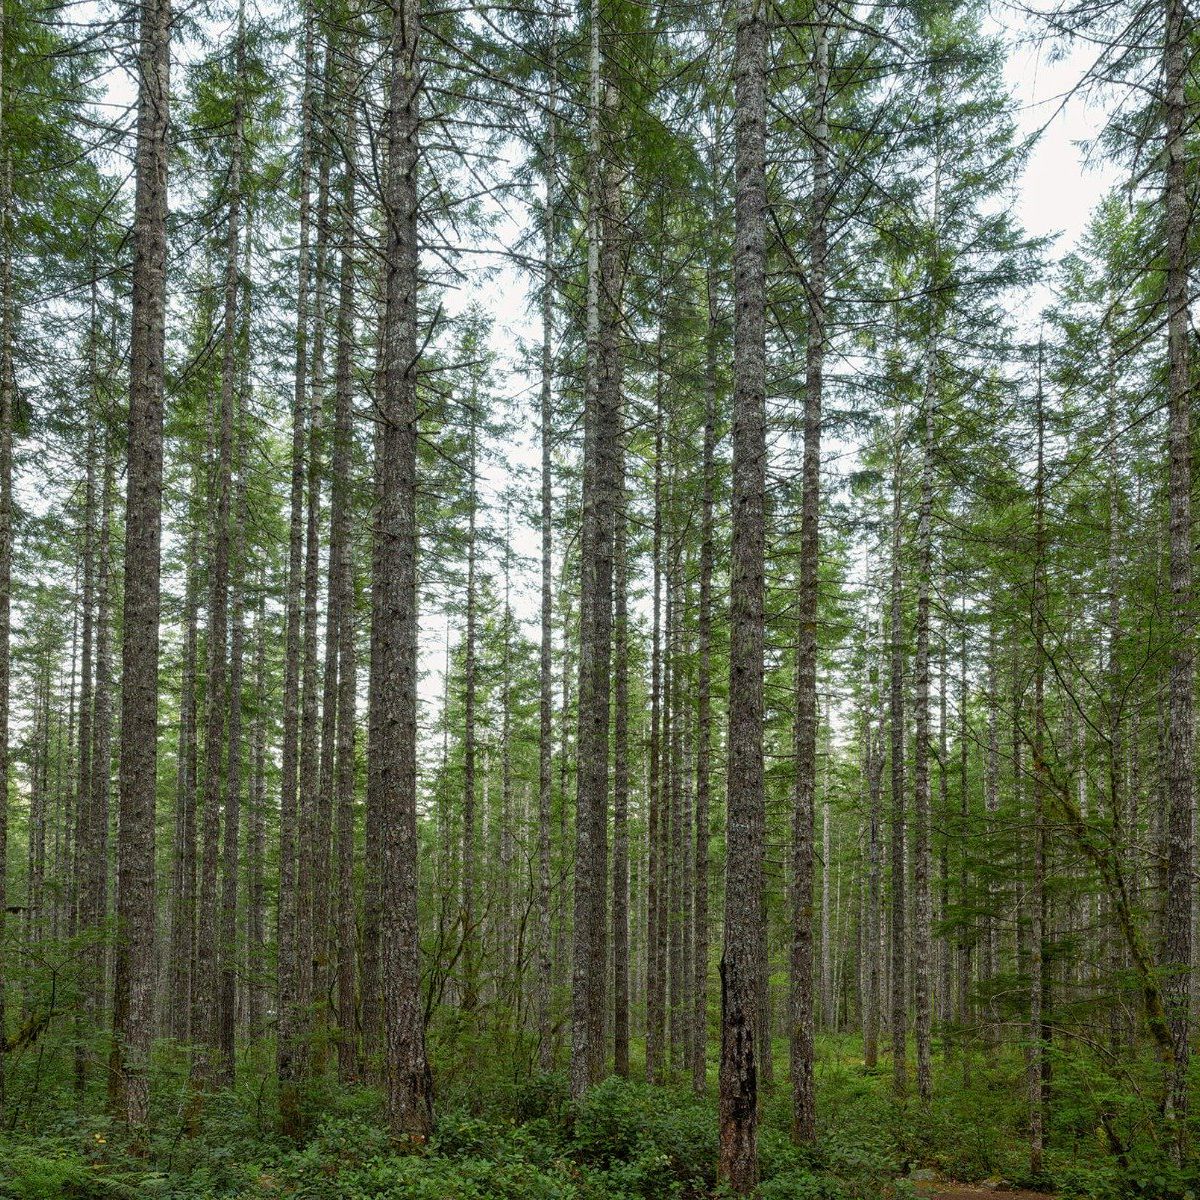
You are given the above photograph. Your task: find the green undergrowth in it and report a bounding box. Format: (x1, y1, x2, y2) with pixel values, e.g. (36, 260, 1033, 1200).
(1, 1037, 1198, 1199)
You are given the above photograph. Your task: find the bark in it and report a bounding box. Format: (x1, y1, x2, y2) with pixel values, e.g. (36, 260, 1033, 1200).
(864, 631, 884, 1069)
(692, 255, 717, 1095)
(1029, 377, 1047, 1177)
(195, 76, 243, 1072)
(570, 0, 618, 1097)
(73, 350, 97, 1090)
(888, 426, 907, 1096)
(720, 0, 767, 1184)
(646, 380, 665, 1084)
(373, 0, 432, 1136)
(667, 547, 683, 1070)
(219, 342, 248, 1083)
(110, 0, 170, 1128)
(461, 393, 479, 1009)
(1162, 0, 1194, 1147)
(912, 156, 939, 1106)
(790, 4, 827, 1140)
(330, 18, 361, 1083)
(92, 399, 116, 1017)
(536, 0, 558, 1072)
(246, 585, 267, 1042)
(612, 453, 630, 1078)
(301, 74, 332, 1065)
(169, 537, 200, 1043)
(0, 143, 11, 1117)
(278, 0, 315, 1130)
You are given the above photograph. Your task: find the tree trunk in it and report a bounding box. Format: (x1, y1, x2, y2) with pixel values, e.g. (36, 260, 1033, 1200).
(278, 0, 315, 1131)
(719, 0, 767, 1184)
(613, 452, 630, 1077)
(570, 0, 618, 1098)
(330, 16, 361, 1083)
(0, 141, 12, 1117)
(372, 0, 432, 1136)
(194, 77, 243, 1073)
(692, 251, 717, 1095)
(790, 2, 827, 1140)
(110, 0, 170, 1128)
(536, 0, 558, 1072)
(888, 424, 907, 1096)
(1162, 0, 1193, 1150)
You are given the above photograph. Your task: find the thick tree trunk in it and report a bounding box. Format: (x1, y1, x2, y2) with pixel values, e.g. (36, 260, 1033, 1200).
(372, 0, 432, 1137)
(570, 0, 619, 1097)
(110, 0, 170, 1128)
(720, 0, 767, 1185)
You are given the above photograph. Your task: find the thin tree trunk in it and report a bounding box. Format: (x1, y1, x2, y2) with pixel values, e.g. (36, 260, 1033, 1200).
(692, 256, 717, 1095)
(278, 0, 315, 1131)
(195, 73, 243, 1074)
(0, 140, 12, 1117)
(913, 154, 939, 1104)
(612, 451, 630, 1077)
(646, 377, 665, 1084)
(330, 16, 361, 1083)
(790, 4, 827, 1138)
(169, 537, 200, 1044)
(1162, 0, 1193, 1150)
(1029, 370, 1047, 1177)
(536, 0, 558, 1072)
(889, 424, 907, 1096)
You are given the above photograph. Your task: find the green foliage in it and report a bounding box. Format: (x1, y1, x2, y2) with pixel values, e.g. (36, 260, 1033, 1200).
(5, 1046, 1200, 1198)
(0, 1136, 155, 1200)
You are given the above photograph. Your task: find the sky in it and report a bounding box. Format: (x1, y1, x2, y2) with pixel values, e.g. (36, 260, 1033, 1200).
(412, 13, 1128, 735)
(75, 2, 1133, 760)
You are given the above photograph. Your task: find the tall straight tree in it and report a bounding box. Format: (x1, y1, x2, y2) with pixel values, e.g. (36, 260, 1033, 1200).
(570, 0, 620, 1099)
(719, 0, 767, 1186)
(536, 0, 559, 1072)
(789, 0, 829, 1143)
(371, 0, 432, 1138)
(278, 0, 316, 1131)
(110, 0, 170, 1129)
(1161, 0, 1193, 1151)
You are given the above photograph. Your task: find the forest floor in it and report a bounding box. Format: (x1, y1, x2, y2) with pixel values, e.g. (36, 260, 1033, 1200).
(0, 1035, 1188, 1199)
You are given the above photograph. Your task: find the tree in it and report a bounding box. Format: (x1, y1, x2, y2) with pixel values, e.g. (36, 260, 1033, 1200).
(110, 0, 170, 1130)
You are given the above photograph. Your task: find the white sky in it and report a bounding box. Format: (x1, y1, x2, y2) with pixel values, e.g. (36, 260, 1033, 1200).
(58, 7, 1129, 765)
(415, 16, 1126, 741)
